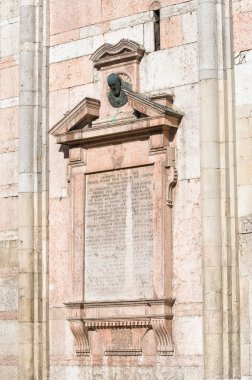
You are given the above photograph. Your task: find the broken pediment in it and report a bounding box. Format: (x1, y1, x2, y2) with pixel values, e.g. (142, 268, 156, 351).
(50, 90, 183, 147)
(49, 97, 100, 137)
(125, 90, 183, 123)
(90, 39, 145, 69)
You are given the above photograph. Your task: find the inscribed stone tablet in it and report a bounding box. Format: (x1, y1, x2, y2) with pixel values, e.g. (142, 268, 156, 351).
(85, 166, 154, 301)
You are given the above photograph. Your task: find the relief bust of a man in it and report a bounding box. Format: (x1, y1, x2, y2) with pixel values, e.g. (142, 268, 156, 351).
(107, 73, 130, 108)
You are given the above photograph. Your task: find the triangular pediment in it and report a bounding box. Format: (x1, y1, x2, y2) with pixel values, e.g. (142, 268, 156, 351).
(90, 39, 145, 69)
(50, 97, 100, 137)
(125, 90, 184, 121)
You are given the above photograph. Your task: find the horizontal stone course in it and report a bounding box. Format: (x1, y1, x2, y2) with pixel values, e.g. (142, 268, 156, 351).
(0, 22, 19, 58)
(50, 364, 203, 380)
(0, 366, 18, 379)
(50, 37, 93, 63)
(49, 56, 93, 91)
(109, 10, 155, 31)
(0, 151, 18, 186)
(233, 11, 252, 52)
(140, 43, 198, 92)
(0, 1, 19, 23)
(0, 197, 18, 231)
(50, 29, 80, 47)
(50, 0, 102, 35)
(235, 59, 252, 105)
(161, 15, 183, 49)
(0, 66, 19, 100)
(0, 321, 18, 355)
(160, 0, 196, 19)
(0, 277, 18, 311)
(0, 97, 19, 109)
(0, 55, 18, 70)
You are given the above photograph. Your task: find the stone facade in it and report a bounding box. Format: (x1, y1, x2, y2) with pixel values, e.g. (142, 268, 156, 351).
(0, 0, 251, 379)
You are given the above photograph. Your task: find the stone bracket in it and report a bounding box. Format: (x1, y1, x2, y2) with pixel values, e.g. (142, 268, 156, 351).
(151, 318, 174, 356)
(69, 320, 90, 356)
(167, 166, 178, 207)
(65, 299, 175, 357)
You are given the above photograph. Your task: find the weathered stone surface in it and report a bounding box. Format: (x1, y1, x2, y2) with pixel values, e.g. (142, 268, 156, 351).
(160, 15, 183, 49)
(109, 11, 154, 31)
(0, 197, 18, 231)
(182, 11, 197, 44)
(104, 23, 144, 46)
(50, 0, 102, 35)
(69, 82, 101, 110)
(80, 24, 102, 39)
(50, 29, 80, 47)
(0, 0, 19, 22)
(174, 316, 203, 356)
(50, 365, 203, 380)
(0, 240, 18, 266)
(50, 37, 93, 64)
(101, 0, 149, 22)
(50, 319, 74, 356)
(0, 152, 18, 186)
(160, 1, 196, 18)
(0, 0, 251, 377)
(235, 59, 252, 106)
(49, 135, 69, 197)
(0, 66, 19, 100)
(0, 97, 19, 109)
(140, 43, 198, 92)
(49, 197, 71, 306)
(49, 90, 70, 131)
(173, 179, 202, 303)
(233, 11, 252, 52)
(0, 321, 18, 355)
(0, 366, 18, 380)
(0, 277, 18, 311)
(49, 56, 93, 91)
(85, 166, 154, 301)
(0, 22, 19, 58)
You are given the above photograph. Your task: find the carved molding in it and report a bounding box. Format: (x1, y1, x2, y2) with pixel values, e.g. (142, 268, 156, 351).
(50, 97, 100, 137)
(68, 317, 174, 357)
(69, 321, 90, 356)
(91, 39, 145, 69)
(125, 89, 183, 121)
(85, 320, 150, 328)
(65, 299, 175, 357)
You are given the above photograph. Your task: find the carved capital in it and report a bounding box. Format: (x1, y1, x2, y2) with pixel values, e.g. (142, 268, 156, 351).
(151, 318, 174, 356)
(69, 320, 90, 356)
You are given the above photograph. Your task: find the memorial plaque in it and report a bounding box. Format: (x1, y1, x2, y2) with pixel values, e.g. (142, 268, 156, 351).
(85, 166, 154, 301)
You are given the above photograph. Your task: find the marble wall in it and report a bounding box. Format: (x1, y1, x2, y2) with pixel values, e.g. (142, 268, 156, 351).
(0, 0, 251, 379)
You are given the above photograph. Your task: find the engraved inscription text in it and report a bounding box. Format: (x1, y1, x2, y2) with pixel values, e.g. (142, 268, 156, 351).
(85, 166, 153, 301)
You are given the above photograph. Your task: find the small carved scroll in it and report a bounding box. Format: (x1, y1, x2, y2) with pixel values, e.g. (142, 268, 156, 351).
(70, 321, 90, 356)
(167, 166, 178, 207)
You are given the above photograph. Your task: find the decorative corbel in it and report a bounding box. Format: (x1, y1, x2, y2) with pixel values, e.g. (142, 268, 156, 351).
(167, 166, 178, 207)
(151, 318, 174, 356)
(69, 320, 90, 356)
